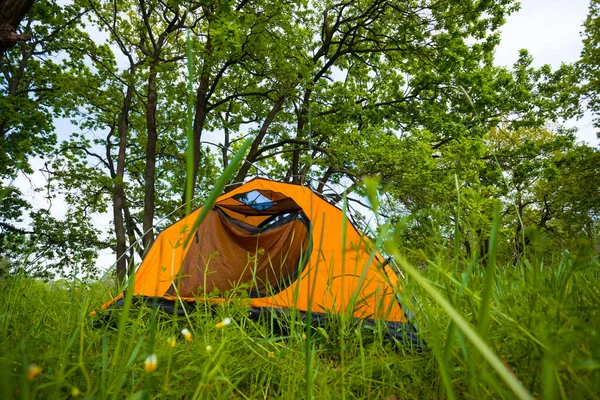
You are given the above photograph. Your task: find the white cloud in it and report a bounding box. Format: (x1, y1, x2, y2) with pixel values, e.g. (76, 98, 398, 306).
(495, 0, 597, 145)
(495, 0, 590, 68)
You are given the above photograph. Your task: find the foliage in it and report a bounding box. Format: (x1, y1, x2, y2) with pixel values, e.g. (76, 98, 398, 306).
(581, 0, 600, 133)
(0, 0, 108, 278)
(0, 0, 597, 291)
(0, 1, 598, 398)
(0, 237, 598, 398)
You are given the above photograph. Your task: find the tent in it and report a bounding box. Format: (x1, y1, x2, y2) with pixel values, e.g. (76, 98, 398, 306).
(99, 178, 419, 345)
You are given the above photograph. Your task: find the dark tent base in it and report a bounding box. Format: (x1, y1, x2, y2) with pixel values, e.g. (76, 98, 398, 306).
(100, 296, 424, 351)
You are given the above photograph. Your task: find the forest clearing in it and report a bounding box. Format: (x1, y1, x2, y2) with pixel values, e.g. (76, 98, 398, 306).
(1, 0, 599, 398)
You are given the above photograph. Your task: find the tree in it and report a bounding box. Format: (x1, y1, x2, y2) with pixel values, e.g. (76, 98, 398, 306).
(3, 0, 594, 280)
(179, 0, 302, 201)
(49, 0, 214, 281)
(132, 0, 188, 250)
(0, 0, 108, 278)
(580, 0, 600, 136)
(0, 0, 36, 53)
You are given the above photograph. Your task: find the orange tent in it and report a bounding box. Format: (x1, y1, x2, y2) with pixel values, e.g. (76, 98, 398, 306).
(99, 178, 418, 344)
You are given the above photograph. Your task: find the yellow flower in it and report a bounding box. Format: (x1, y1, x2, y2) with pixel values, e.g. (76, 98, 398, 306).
(144, 354, 157, 373)
(215, 317, 231, 329)
(167, 336, 176, 347)
(27, 364, 42, 381)
(71, 387, 81, 397)
(267, 351, 276, 358)
(181, 328, 192, 342)
(302, 333, 307, 340)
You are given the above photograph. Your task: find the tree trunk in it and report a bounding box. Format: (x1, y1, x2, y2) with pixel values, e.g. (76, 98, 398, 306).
(298, 148, 319, 183)
(143, 63, 158, 251)
(183, 37, 212, 204)
(0, 0, 35, 53)
(221, 103, 232, 168)
(232, 96, 286, 185)
(105, 125, 142, 265)
(514, 195, 526, 262)
(291, 144, 300, 183)
(464, 240, 472, 260)
(317, 167, 334, 193)
(123, 203, 142, 259)
(291, 91, 311, 183)
(477, 228, 488, 266)
(115, 86, 133, 282)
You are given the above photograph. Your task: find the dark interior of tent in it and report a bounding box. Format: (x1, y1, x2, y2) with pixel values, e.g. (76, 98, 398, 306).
(167, 190, 312, 298)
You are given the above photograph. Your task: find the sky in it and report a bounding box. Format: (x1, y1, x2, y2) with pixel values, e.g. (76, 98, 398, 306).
(494, 0, 597, 145)
(10, 0, 599, 274)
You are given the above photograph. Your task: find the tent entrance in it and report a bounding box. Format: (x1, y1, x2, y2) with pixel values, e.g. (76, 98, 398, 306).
(168, 190, 311, 299)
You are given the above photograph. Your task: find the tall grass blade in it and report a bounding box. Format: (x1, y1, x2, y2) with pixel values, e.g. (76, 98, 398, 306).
(478, 206, 500, 339)
(390, 250, 532, 400)
(110, 268, 137, 400)
(183, 137, 253, 248)
(184, 1, 195, 216)
(425, 300, 457, 400)
(453, 174, 461, 271)
(339, 191, 348, 400)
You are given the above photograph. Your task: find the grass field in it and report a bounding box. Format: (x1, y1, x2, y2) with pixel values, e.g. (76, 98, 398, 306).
(1, 244, 598, 399)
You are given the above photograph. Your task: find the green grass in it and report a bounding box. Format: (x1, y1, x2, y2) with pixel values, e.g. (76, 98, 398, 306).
(0, 243, 598, 399)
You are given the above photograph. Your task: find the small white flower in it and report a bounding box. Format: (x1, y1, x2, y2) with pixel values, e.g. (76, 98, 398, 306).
(205, 345, 212, 352)
(27, 364, 42, 381)
(181, 328, 192, 341)
(144, 354, 157, 373)
(216, 317, 232, 328)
